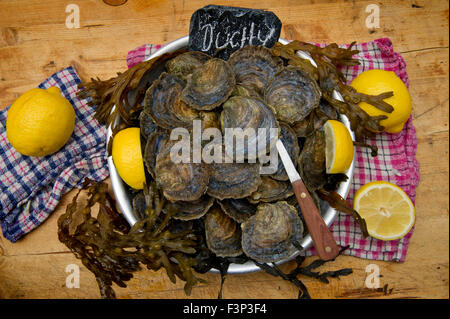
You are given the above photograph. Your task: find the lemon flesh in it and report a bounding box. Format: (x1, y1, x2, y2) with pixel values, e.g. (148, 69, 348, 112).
(112, 127, 146, 190)
(6, 87, 75, 157)
(323, 120, 354, 174)
(353, 181, 415, 241)
(350, 69, 412, 134)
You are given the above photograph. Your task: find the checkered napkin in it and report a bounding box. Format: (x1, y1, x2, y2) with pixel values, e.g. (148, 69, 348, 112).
(0, 67, 109, 242)
(127, 38, 419, 262)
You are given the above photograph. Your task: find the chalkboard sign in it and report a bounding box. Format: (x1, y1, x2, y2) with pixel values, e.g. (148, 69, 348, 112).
(188, 5, 282, 60)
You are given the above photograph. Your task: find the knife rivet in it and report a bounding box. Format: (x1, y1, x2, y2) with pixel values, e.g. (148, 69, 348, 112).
(325, 246, 331, 253)
(300, 192, 306, 198)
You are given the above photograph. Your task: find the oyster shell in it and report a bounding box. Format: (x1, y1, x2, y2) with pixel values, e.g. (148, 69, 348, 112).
(314, 99, 339, 130)
(204, 205, 243, 257)
(144, 72, 198, 129)
(164, 195, 214, 221)
(298, 130, 327, 192)
(143, 131, 167, 178)
(241, 201, 303, 263)
(218, 198, 257, 223)
(265, 66, 321, 124)
(198, 110, 220, 130)
(207, 152, 262, 200)
(139, 109, 157, 140)
(154, 138, 210, 202)
(249, 176, 294, 203)
(228, 45, 283, 94)
(293, 99, 339, 137)
(232, 84, 263, 100)
(132, 191, 147, 220)
(181, 58, 235, 111)
(221, 96, 279, 160)
(165, 51, 211, 81)
(291, 114, 314, 137)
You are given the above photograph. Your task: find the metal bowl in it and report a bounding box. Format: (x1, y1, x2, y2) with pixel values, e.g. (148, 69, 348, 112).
(107, 35, 355, 274)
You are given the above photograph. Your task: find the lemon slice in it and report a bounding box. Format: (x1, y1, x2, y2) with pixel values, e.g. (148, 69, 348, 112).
(353, 181, 415, 240)
(323, 120, 354, 174)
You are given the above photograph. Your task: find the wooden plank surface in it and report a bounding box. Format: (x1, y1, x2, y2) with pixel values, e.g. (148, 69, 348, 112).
(0, 0, 448, 299)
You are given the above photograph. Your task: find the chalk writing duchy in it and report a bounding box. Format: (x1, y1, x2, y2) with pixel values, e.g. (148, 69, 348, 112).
(188, 5, 282, 59)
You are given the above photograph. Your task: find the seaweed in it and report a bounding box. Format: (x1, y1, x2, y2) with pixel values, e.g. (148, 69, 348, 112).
(254, 246, 352, 299)
(272, 40, 394, 142)
(317, 189, 370, 237)
(57, 178, 202, 298)
(190, 218, 250, 299)
(77, 49, 186, 127)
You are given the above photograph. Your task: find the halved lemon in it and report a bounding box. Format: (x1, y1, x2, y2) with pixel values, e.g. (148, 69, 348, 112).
(353, 181, 415, 240)
(112, 127, 146, 190)
(323, 120, 354, 174)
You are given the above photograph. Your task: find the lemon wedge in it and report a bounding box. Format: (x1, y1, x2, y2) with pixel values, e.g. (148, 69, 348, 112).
(353, 181, 415, 240)
(323, 120, 354, 174)
(112, 127, 146, 190)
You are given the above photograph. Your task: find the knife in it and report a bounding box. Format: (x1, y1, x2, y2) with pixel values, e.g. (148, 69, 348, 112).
(276, 139, 340, 261)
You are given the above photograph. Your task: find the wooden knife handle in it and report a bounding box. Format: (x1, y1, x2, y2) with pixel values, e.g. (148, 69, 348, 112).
(292, 180, 340, 261)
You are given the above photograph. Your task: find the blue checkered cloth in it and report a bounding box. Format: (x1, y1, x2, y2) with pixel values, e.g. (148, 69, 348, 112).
(0, 66, 109, 242)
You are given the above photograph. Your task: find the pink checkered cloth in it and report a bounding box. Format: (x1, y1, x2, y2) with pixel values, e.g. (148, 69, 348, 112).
(127, 38, 419, 262)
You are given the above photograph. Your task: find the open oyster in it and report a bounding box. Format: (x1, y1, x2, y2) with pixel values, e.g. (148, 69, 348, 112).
(265, 66, 321, 124)
(221, 96, 279, 160)
(218, 198, 257, 223)
(241, 201, 303, 263)
(181, 58, 235, 111)
(165, 51, 211, 81)
(228, 45, 283, 95)
(204, 205, 243, 257)
(154, 138, 210, 202)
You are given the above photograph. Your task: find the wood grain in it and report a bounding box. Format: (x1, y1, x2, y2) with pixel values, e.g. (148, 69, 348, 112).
(0, 0, 448, 299)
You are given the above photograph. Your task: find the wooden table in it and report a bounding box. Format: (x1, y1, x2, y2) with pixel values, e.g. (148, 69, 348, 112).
(0, 0, 448, 299)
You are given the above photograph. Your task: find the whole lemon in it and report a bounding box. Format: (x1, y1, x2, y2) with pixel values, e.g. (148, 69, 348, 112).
(112, 127, 146, 190)
(350, 69, 412, 133)
(6, 87, 75, 156)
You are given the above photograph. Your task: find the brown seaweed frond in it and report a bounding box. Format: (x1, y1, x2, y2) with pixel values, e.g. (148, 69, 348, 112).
(317, 188, 370, 238)
(273, 40, 394, 144)
(57, 178, 201, 299)
(76, 50, 186, 127)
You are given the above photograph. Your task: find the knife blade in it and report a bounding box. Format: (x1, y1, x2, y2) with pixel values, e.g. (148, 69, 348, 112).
(276, 139, 339, 261)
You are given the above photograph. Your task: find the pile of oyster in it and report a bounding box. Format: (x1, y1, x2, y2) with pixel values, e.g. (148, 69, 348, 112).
(135, 45, 340, 264)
